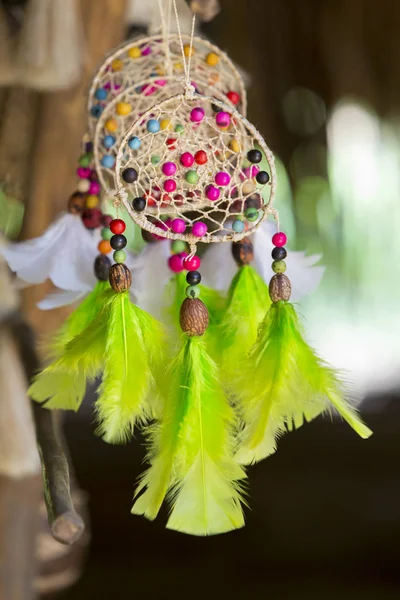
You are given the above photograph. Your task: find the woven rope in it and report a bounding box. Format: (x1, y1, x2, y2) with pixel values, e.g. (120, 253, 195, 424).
(114, 94, 277, 245)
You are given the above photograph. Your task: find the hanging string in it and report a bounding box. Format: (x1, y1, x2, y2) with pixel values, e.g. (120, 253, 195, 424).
(172, 0, 196, 97)
(157, 0, 173, 76)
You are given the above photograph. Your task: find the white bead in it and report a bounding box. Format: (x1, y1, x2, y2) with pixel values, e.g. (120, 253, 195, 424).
(77, 179, 90, 193)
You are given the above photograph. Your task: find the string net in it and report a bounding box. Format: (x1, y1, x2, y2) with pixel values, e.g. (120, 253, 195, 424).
(114, 95, 277, 245)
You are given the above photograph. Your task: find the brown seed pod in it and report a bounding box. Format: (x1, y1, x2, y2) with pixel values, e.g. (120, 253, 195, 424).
(180, 298, 209, 336)
(67, 192, 86, 214)
(94, 254, 111, 281)
(269, 273, 291, 302)
(109, 263, 132, 292)
(231, 237, 254, 266)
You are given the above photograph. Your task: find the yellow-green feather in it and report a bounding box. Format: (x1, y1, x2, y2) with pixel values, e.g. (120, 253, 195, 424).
(236, 301, 373, 465)
(132, 336, 246, 536)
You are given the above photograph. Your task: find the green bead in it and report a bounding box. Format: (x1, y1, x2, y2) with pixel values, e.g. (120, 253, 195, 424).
(186, 285, 200, 299)
(245, 207, 259, 222)
(79, 153, 92, 167)
(101, 227, 113, 240)
(232, 219, 245, 233)
(151, 155, 161, 165)
(185, 170, 198, 185)
(171, 240, 187, 254)
(113, 250, 126, 264)
(272, 260, 286, 273)
(175, 124, 184, 134)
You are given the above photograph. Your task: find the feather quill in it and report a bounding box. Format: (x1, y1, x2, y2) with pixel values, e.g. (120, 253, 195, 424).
(236, 301, 373, 465)
(132, 336, 246, 536)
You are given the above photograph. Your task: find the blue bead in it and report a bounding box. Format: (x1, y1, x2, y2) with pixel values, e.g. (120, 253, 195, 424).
(147, 119, 160, 133)
(95, 88, 107, 100)
(128, 136, 141, 150)
(103, 135, 116, 148)
(232, 219, 245, 233)
(90, 105, 103, 118)
(101, 155, 115, 168)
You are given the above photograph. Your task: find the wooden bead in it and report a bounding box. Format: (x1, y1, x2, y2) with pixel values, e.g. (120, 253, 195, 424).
(180, 298, 209, 337)
(109, 263, 132, 292)
(67, 192, 86, 214)
(269, 274, 291, 302)
(231, 237, 254, 266)
(141, 229, 157, 243)
(94, 254, 111, 281)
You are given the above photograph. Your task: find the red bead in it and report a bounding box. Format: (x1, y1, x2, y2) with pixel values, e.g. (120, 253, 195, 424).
(166, 138, 177, 149)
(82, 208, 103, 230)
(110, 218, 126, 234)
(272, 232, 287, 247)
(101, 214, 113, 227)
(194, 150, 207, 165)
(226, 90, 240, 105)
(183, 255, 201, 271)
(168, 253, 186, 273)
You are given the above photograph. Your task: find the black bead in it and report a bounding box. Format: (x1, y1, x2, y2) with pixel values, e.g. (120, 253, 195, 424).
(247, 149, 262, 164)
(245, 194, 262, 209)
(271, 246, 287, 261)
(110, 234, 127, 250)
(94, 254, 111, 281)
(133, 196, 146, 211)
(211, 103, 220, 113)
(256, 170, 270, 185)
(122, 167, 138, 183)
(186, 271, 201, 285)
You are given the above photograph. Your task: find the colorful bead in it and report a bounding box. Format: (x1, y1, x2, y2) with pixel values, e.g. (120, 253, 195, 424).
(272, 260, 287, 274)
(183, 44, 194, 57)
(206, 185, 220, 201)
(98, 239, 111, 254)
(206, 52, 219, 66)
(90, 105, 103, 118)
(101, 227, 113, 241)
(86, 194, 99, 209)
(78, 154, 92, 167)
(272, 246, 287, 261)
(247, 149, 262, 164)
(142, 46, 151, 56)
(215, 171, 230, 186)
(147, 119, 160, 133)
(95, 88, 107, 100)
(160, 118, 171, 130)
(122, 167, 138, 183)
(113, 250, 126, 263)
(103, 135, 116, 148)
(110, 234, 127, 250)
(101, 155, 115, 168)
(83, 208, 103, 230)
(171, 218, 186, 234)
(194, 150, 207, 165)
(180, 152, 194, 167)
(183, 255, 201, 271)
(232, 219, 245, 233)
(128, 136, 141, 150)
(110, 219, 126, 234)
(226, 91, 240, 105)
(245, 207, 259, 222)
(272, 232, 287, 247)
(168, 253, 185, 273)
(128, 46, 141, 59)
(185, 170, 199, 185)
(229, 139, 241, 153)
(166, 138, 177, 149)
(175, 124, 184, 134)
(164, 179, 176, 192)
(256, 171, 270, 184)
(151, 155, 161, 165)
(116, 102, 131, 116)
(242, 181, 256, 195)
(77, 179, 90, 193)
(216, 112, 230, 128)
(89, 181, 100, 195)
(132, 197, 146, 211)
(186, 285, 200, 299)
(77, 167, 91, 179)
(171, 240, 186, 254)
(190, 107, 205, 123)
(162, 162, 177, 176)
(101, 214, 113, 227)
(105, 118, 118, 132)
(111, 58, 123, 71)
(186, 270, 201, 285)
(192, 221, 207, 237)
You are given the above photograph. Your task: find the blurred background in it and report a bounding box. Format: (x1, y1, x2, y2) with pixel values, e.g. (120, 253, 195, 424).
(0, 0, 400, 598)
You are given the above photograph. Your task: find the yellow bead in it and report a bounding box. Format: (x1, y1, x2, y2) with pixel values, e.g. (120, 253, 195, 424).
(183, 44, 194, 58)
(229, 139, 241, 153)
(160, 118, 171, 131)
(206, 52, 219, 66)
(243, 181, 256, 195)
(155, 65, 165, 76)
(116, 102, 131, 116)
(111, 58, 123, 71)
(105, 118, 118, 132)
(174, 61, 184, 72)
(86, 194, 99, 209)
(128, 46, 141, 59)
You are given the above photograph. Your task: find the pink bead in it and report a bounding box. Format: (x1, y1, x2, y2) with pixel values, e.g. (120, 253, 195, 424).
(243, 165, 260, 178)
(183, 255, 201, 271)
(190, 107, 205, 123)
(216, 111, 231, 128)
(180, 152, 194, 167)
(168, 253, 186, 273)
(215, 171, 231, 186)
(142, 46, 151, 56)
(155, 79, 166, 87)
(192, 221, 208, 237)
(162, 162, 177, 176)
(206, 185, 220, 201)
(164, 179, 177, 192)
(77, 167, 91, 179)
(143, 84, 156, 96)
(89, 181, 100, 195)
(171, 218, 186, 233)
(272, 232, 287, 247)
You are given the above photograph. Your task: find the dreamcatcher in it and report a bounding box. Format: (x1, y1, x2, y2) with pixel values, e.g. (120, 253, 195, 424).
(1, 0, 372, 536)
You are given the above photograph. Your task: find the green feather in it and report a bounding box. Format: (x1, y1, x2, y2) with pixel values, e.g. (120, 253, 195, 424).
(236, 301, 373, 465)
(132, 335, 246, 536)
